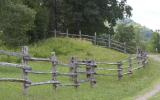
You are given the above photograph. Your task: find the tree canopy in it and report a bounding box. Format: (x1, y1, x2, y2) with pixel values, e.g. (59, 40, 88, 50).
(148, 32, 160, 52)
(0, 0, 36, 46)
(114, 23, 135, 46)
(60, 0, 132, 34)
(0, 0, 132, 46)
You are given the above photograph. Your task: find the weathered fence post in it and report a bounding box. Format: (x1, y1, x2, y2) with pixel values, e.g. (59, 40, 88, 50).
(66, 29, 69, 37)
(142, 52, 146, 68)
(69, 57, 79, 88)
(117, 62, 123, 80)
(79, 30, 82, 40)
(142, 58, 145, 68)
(94, 32, 97, 45)
(22, 46, 29, 95)
(86, 61, 91, 81)
(136, 48, 139, 65)
(54, 29, 57, 38)
(136, 48, 142, 66)
(69, 57, 74, 81)
(86, 60, 96, 87)
(50, 52, 58, 90)
(124, 42, 127, 53)
(144, 51, 148, 65)
(90, 60, 97, 87)
(73, 58, 79, 88)
(108, 34, 111, 48)
(128, 55, 132, 75)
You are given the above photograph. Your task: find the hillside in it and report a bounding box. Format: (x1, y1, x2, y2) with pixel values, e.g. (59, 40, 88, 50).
(29, 38, 128, 62)
(0, 38, 160, 100)
(0, 37, 127, 62)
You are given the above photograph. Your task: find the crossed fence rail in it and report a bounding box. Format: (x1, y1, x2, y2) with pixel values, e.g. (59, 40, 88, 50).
(0, 46, 148, 95)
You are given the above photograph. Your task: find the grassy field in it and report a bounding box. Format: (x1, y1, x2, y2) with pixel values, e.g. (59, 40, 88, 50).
(0, 38, 160, 100)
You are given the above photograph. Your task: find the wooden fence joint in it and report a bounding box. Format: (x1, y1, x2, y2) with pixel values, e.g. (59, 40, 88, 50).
(117, 61, 123, 80)
(69, 57, 79, 88)
(50, 52, 59, 90)
(21, 46, 29, 95)
(128, 55, 132, 75)
(86, 60, 96, 87)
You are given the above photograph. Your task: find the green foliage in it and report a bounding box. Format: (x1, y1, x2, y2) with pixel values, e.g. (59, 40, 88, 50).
(20, 0, 132, 39)
(116, 18, 153, 51)
(133, 26, 148, 50)
(61, 0, 132, 34)
(23, 0, 43, 9)
(0, 0, 132, 46)
(114, 24, 135, 46)
(0, 31, 3, 45)
(0, 1, 36, 46)
(147, 32, 160, 53)
(28, 7, 49, 42)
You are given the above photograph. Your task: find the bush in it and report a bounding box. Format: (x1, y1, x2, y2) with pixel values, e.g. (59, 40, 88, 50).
(1, 3, 36, 46)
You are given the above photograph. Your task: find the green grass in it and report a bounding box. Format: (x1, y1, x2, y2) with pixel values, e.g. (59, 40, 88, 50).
(0, 38, 127, 63)
(148, 78, 160, 100)
(149, 93, 160, 100)
(29, 38, 127, 62)
(0, 38, 160, 100)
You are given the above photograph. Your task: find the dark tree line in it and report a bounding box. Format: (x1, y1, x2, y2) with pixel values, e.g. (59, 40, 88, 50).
(0, 0, 132, 46)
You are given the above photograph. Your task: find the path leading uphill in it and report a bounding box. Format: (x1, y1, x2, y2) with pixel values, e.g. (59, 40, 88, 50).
(135, 55, 160, 100)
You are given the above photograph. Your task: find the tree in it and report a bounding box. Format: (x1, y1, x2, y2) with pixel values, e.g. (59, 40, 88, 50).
(61, 0, 132, 34)
(148, 32, 160, 52)
(23, 0, 132, 36)
(114, 24, 135, 45)
(0, 1, 36, 46)
(0, 0, 132, 46)
(116, 18, 153, 50)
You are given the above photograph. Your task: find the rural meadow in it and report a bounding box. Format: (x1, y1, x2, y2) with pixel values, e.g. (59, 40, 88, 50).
(0, 0, 160, 100)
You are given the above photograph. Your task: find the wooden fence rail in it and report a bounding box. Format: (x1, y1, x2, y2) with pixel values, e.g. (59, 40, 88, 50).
(0, 46, 148, 95)
(0, 50, 23, 57)
(55, 30, 136, 53)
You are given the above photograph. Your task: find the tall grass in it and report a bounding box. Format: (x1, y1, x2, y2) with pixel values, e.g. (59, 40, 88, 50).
(29, 38, 128, 62)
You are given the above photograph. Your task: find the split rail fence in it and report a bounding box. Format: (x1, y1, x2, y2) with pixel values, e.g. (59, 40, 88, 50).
(0, 46, 148, 95)
(54, 30, 136, 53)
